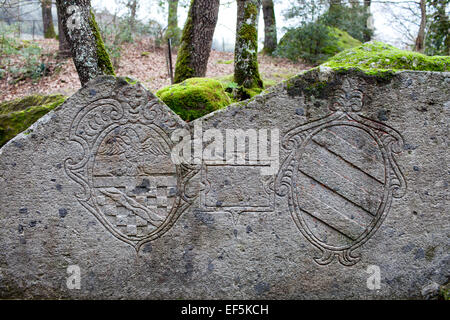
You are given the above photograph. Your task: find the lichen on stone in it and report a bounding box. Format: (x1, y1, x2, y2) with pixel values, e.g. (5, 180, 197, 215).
(156, 78, 232, 121)
(0, 94, 67, 147)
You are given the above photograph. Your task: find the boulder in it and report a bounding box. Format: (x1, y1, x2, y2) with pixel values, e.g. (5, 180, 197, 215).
(0, 69, 449, 299)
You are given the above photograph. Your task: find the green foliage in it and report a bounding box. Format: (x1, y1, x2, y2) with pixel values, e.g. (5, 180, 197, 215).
(156, 78, 231, 121)
(0, 94, 67, 147)
(0, 23, 46, 83)
(279, 1, 372, 64)
(322, 41, 450, 74)
(165, 26, 182, 46)
(321, 4, 373, 43)
(425, 0, 450, 56)
(275, 22, 361, 64)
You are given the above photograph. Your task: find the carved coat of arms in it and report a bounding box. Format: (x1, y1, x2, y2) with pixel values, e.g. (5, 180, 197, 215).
(65, 82, 198, 250)
(276, 79, 407, 266)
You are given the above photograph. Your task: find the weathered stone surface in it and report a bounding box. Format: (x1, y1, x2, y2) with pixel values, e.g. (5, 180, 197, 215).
(0, 70, 449, 299)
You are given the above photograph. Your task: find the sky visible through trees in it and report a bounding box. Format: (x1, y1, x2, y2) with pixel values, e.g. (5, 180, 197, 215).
(89, 0, 428, 49)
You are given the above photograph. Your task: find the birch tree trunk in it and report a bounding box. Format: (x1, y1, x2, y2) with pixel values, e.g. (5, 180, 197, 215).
(56, 0, 115, 86)
(174, 0, 220, 84)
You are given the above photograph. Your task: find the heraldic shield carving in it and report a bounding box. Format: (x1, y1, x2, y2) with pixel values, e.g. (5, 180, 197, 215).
(65, 81, 198, 251)
(276, 79, 407, 266)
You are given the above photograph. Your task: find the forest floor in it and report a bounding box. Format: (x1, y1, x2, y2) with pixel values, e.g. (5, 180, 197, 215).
(0, 38, 310, 103)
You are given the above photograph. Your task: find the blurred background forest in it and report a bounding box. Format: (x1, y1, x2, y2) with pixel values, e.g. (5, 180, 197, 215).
(0, 0, 448, 104)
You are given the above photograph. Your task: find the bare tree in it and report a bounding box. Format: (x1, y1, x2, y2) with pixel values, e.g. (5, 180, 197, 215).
(414, 0, 426, 52)
(56, 0, 115, 86)
(234, 0, 263, 89)
(174, 0, 220, 84)
(127, 0, 138, 33)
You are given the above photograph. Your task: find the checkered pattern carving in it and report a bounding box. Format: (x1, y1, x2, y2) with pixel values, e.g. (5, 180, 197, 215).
(96, 176, 177, 237)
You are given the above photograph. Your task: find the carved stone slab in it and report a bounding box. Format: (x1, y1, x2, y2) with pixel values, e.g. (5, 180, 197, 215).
(0, 71, 448, 299)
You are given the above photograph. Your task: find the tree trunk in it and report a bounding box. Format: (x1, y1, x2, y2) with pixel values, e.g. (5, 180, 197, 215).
(414, 0, 426, 52)
(234, 0, 263, 89)
(262, 0, 277, 55)
(174, 0, 220, 84)
(329, 0, 342, 16)
(165, 0, 181, 45)
(56, 0, 115, 86)
(57, 5, 71, 58)
(128, 0, 138, 33)
(363, 0, 372, 42)
(41, 0, 56, 39)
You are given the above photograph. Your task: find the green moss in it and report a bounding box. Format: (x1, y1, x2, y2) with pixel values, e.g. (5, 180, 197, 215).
(156, 78, 231, 121)
(234, 24, 263, 88)
(440, 283, 450, 300)
(174, 2, 195, 84)
(217, 59, 233, 65)
(285, 69, 333, 100)
(243, 2, 258, 20)
(88, 10, 115, 76)
(0, 94, 67, 147)
(323, 41, 450, 74)
(124, 76, 139, 85)
(234, 0, 263, 89)
(174, 42, 195, 83)
(323, 28, 362, 55)
(44, 27, 56, 39)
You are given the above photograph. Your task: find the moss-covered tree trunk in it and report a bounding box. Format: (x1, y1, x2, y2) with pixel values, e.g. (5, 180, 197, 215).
(234, 0, 263, 89)
(262, 0, 277, 55)
(41, 0, 56, 39)
(414, 0, 426, 53)
(173, 0, 220, 84)
(56, 5, 71, 58)
(165, 0, 181, 45)
(56, 0, 115, 86)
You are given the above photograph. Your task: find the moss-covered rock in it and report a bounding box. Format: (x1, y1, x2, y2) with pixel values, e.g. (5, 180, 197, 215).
(322, 41, 450, 75)
(156, 78, 231, 121)
(0, 94, 66, 147)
